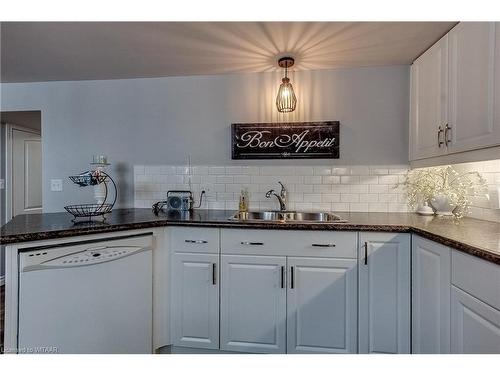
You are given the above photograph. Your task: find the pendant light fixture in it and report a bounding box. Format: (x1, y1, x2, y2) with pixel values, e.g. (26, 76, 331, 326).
(276, 56, 297, 113)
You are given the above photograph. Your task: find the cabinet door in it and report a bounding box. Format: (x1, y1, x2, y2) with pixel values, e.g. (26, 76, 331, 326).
(220, 255, 286, 353)
(358, 233, 411, 354)
(172, 252, 219, 349)
(287, 257, 358, 353)
(448, 22, 499, 153)
(410, 34, 448, 160)
(412, 236, 451, 353)
(451, 286, 500, 353)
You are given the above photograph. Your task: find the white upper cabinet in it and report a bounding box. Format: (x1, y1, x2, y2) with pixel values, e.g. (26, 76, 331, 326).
(412, 236, 451, 354)
(448, 22, 499, 153)
(286, 257, 358, 354)
(410, 35, 448, 160)
(410, 22, 500, 162)
(358, 232, 411, 354)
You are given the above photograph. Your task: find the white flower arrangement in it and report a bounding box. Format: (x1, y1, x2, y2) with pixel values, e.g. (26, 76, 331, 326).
(397, 165, 488, 218)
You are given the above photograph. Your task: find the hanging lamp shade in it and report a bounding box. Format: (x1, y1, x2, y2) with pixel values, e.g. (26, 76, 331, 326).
(276, 57, 297, 113)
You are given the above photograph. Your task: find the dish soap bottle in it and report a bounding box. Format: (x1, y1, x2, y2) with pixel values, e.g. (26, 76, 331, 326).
(239, 189, 249, 213)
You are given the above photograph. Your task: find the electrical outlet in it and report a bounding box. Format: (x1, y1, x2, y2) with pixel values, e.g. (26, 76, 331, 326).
(0, 179, 4, 189)
(50, 179, 63, 192)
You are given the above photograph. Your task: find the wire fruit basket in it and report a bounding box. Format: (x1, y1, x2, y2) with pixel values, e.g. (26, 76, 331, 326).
(64, 170, 117, 223)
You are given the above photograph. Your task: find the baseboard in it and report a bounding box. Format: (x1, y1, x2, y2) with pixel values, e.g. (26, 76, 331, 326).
(0, 276, 4, 286)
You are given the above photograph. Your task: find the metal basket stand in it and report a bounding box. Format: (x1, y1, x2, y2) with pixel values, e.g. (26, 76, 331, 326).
(64, 170, 117, 223)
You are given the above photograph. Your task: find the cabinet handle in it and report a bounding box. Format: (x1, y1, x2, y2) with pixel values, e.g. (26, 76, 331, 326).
(311, 243, 336, 247)
(185, 239, 208, 244)
(290, 266, 295, 289)
(212, 263, 217, 285)
(280, 266, 285, 289)
(240, 241, 264, 246)
(444, 124, 452, 146)
(437, 126, 444, 148)
(364, 242, 368, 265)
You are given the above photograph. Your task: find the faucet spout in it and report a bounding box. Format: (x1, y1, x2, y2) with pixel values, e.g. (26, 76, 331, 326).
(265, 184, 288, 211)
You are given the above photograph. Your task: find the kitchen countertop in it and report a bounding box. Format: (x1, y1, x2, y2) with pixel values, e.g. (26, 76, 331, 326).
(1, 209, 500, 265)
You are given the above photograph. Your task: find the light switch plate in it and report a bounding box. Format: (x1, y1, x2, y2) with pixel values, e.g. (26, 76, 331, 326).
(50, 179, 63, 192)
(0, 179, 4, 189)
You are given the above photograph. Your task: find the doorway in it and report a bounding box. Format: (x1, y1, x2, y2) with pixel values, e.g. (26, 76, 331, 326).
(1, 111, 42, 221)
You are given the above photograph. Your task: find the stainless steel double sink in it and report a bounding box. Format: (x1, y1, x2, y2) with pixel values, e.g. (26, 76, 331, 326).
(229, 211, 347, 223)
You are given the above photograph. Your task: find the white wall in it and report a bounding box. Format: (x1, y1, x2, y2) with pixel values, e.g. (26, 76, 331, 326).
(0, 65, 410, 212)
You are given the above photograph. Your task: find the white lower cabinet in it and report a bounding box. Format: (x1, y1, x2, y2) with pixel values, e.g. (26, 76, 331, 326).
(412, 236, 451, 354)
(287, 257, 358, 353)
(451, 286, 500, 353)
(220, 255, 287, 353)
(171, 252, 219, 349)
(358, 232, 411, 354)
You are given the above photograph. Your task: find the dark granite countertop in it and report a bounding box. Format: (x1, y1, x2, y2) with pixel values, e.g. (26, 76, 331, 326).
(1, 209, 500, 265)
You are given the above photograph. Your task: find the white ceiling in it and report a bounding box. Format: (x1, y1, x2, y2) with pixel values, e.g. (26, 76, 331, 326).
(0, 22, 456, 83)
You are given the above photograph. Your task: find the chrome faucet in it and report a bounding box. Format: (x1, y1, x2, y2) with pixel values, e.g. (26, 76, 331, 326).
(265, 181, 288, 211)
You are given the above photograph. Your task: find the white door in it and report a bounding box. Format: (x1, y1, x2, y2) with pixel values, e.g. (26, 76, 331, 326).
(448, 22, 499, 153)
(220, 254, 286, 353)
(287, 257, 357, 354)
(171, 252, 219, 349)
(451, 286, 500, 353)
(412, 236, 451, 353)
(11, 126, 42, 217)
(358, 233, 410, 354)
(410, 34, 448, 160)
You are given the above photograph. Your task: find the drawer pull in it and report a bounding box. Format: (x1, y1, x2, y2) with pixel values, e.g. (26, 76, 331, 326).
(364, 242, 368, 265)
(311, 243, 336, 247)
(185, 239, 208, 244)
(240, 241, 264, 246)
(280, 266, 285, 289)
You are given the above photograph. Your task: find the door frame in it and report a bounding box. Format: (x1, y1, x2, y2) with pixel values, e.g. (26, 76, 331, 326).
(4, 123, 42, 221)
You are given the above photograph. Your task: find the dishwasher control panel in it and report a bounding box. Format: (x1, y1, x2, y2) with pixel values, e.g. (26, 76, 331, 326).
(43, 246, 142, 267)
(19, 234, 153, 272)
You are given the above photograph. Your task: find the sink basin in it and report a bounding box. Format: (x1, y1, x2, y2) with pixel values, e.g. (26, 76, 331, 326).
(230, 211, 347, 223)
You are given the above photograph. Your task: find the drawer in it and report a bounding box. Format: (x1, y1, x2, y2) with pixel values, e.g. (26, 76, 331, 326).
(221, 229, 357, 258)
(452, 250, 500, 310)
(170, 227, 219, 253)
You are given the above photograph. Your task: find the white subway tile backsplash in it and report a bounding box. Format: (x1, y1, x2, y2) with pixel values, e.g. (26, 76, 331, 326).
(331, 167, 350, 175)
(304, 176, 322, 184)
(134, 164, 409, 213)
(378, 175, 399, 185)
(313, 167, 332, 176)
(340, 176, 359, 184)
(322, 176, 340, 184)
(341, 193, 359, 203)
(313, 184, 333, 193)
(209, 166, 225, 175)
(321, 193, 341, 203)
(369, 184, 389, 194)
(303, 193, 322, 203)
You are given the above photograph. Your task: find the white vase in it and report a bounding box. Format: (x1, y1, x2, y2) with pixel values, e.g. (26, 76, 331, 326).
(430, 194, 456, 216)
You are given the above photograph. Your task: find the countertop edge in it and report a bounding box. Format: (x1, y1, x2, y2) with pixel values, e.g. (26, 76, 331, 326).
(2, 217, 499, 265)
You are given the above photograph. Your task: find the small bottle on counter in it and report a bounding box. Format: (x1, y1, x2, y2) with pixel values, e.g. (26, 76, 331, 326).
(239, 189, 249, 213)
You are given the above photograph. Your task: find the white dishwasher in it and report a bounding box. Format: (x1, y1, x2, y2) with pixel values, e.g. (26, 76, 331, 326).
(18, 233, 153, 354)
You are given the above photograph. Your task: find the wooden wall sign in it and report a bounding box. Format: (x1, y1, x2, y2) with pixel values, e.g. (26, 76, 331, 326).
(231, 121, 340, 159)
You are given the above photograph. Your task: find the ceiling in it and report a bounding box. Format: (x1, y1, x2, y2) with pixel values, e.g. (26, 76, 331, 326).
(0, 22, 456, 83)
